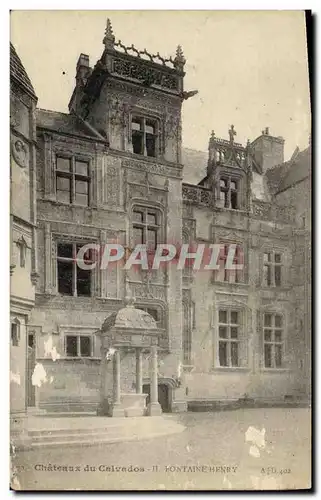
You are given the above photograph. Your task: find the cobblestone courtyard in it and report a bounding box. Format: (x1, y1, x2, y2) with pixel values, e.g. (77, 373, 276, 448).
(12, 408, 311, 491)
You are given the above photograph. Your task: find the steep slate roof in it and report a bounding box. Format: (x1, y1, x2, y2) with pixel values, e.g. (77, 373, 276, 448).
(36, 109, 106, 141)
(10, 43, 37, 99)
(266, 145, 311, 195)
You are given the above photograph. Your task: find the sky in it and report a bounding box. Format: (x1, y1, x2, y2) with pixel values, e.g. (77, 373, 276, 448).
(10, 10, 311, 161)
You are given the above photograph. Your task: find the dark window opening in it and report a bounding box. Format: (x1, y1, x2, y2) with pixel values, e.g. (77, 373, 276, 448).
(80, 336, 91, 357)
(11, 323, 19, 347)
(57, 242, 92, 297)
(66, 336, 78, 357)
(131, 117, 157, 158)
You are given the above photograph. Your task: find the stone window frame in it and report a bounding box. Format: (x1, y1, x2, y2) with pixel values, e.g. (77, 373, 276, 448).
(11, 317, 21, 347)
(260, 246, 288, 289)
(213, 304, 249, 370)
(258, 307, 289, 372)
(43, 139, 95, 206)
(50, 234, 99, 298)
(129, 200, 165, 251)
(135, 300, 167, 330)
(55, 155, 91, 207)
(128, 109, 162, 159)
(216, 167, 245, 211)
(213, 239, 245, 285)
(262, 311, 285, 369)
(59, 325, 100, 360)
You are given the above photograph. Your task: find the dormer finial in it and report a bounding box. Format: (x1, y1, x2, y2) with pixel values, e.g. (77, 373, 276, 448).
(103, 18, 115, 49)
(174, 45, 186, 71)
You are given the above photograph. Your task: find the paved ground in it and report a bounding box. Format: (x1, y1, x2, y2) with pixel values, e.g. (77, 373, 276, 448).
(12, 408, 311, 491)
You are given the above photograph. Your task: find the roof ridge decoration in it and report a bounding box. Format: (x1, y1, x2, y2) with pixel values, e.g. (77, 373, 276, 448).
(102, 18, 185, 72)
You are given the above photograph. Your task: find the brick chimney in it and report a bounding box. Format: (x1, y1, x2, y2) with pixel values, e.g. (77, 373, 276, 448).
(251, 127, 285, 172)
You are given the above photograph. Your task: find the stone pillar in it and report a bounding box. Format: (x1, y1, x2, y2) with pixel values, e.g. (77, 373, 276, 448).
(147, 345, 162, 416)
(136, 348, 143, 394)
(112, 349, 124, 417)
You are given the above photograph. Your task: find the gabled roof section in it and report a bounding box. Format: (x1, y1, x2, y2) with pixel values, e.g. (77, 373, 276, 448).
(36, 109, 107, 142)
(266, 145, 311, 195)
(10, 43, 37, 100)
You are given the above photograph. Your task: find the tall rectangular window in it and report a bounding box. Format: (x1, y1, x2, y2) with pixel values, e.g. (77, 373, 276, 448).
(65, 335, 92, 357)
(263, 313, 284, 368)
(216, 243, 243, 283)
(219, 177, 239, 209)
(263, 251, 283, 287)
(218, 309, 241, 367)
(131, 117, 157, 157)
(132, 207, 160, 251)
(56, 157, 90, 206)
(57, 242, 93, 297)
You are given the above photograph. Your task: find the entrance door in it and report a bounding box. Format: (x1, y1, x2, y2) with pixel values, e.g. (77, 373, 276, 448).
(27, 334, 35, 407)
(142, 383, 171, 412)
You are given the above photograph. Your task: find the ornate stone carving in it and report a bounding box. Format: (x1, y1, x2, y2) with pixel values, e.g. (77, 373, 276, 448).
(112, 58, 178, 91)
(122, 158, 182, 179)
(11, 138, 29, 168)
(129, 282, 167, 301)
(182, 184, 213, 207)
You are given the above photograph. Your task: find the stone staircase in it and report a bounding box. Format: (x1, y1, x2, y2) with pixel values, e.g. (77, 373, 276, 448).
(27, 415, 185, 449)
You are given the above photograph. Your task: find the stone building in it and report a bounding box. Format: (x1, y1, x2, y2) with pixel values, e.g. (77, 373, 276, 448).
(10, 43, 38, 444)
(10, 20, 311, 418)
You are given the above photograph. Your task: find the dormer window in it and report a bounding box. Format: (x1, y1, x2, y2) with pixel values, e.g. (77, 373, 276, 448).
(131, 116, 157, 157)
(219, 177, 239, 209)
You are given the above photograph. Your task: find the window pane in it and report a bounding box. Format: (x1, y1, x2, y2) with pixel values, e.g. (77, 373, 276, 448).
(145, 120, 155, 134)
(219, 326, 227, 338)
(264, 252, 271, 263)
(147, 308, 159, 322)
(219, 341, 227, 366)
(275, 330, 282, 342)
(220, 178, 228, 188)
(147, 229, 157, 250)
(230, 327, 238, 339)
(231, 191, 238, 209)
(58, 261, 73, 295)
(133, 226, 144, 245)
(75, 179, 88, 194)
(77, 268, 91, 296)
(11, 324, 19, 346)
(56, 175, 71, 191)
(275, 344, 282, 367)
(263, 265, 271, 286)
(75, 161, 89, 176)
(80, 336, 91, 357)
(57, 243, 73, 258)
(275, 266, 281, 286)
(132, 118, 142, 131)
(76, 244, 93, 263)
(56, 157, 71, 172)
(132, 131, 144, 154)
(275, 315, 282, 328)
(264, 314, 272, 327)
(66, 336, 78, 357)
(231, 311, 238, 324)
(133, 210, 143, 223)
(147, 212, 157, 225)
(219, 310, 227, 324)
(75, 194, 89, 206)
(146, 134, 156, 157)
(264, 344, 272, 368)
(231, 180, 237, 190)
(57, 190, 71, 204)
(274, 253, 282, 263)
(264, 329, 272, 342)
(231, 342, 239, 367)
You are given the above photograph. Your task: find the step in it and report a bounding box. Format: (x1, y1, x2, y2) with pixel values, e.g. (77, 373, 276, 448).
(29, 423, 125, 437)
(31, 427, 185, 449)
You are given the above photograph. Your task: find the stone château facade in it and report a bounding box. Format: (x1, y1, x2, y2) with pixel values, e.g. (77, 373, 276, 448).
(10, 20, 311, 419)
